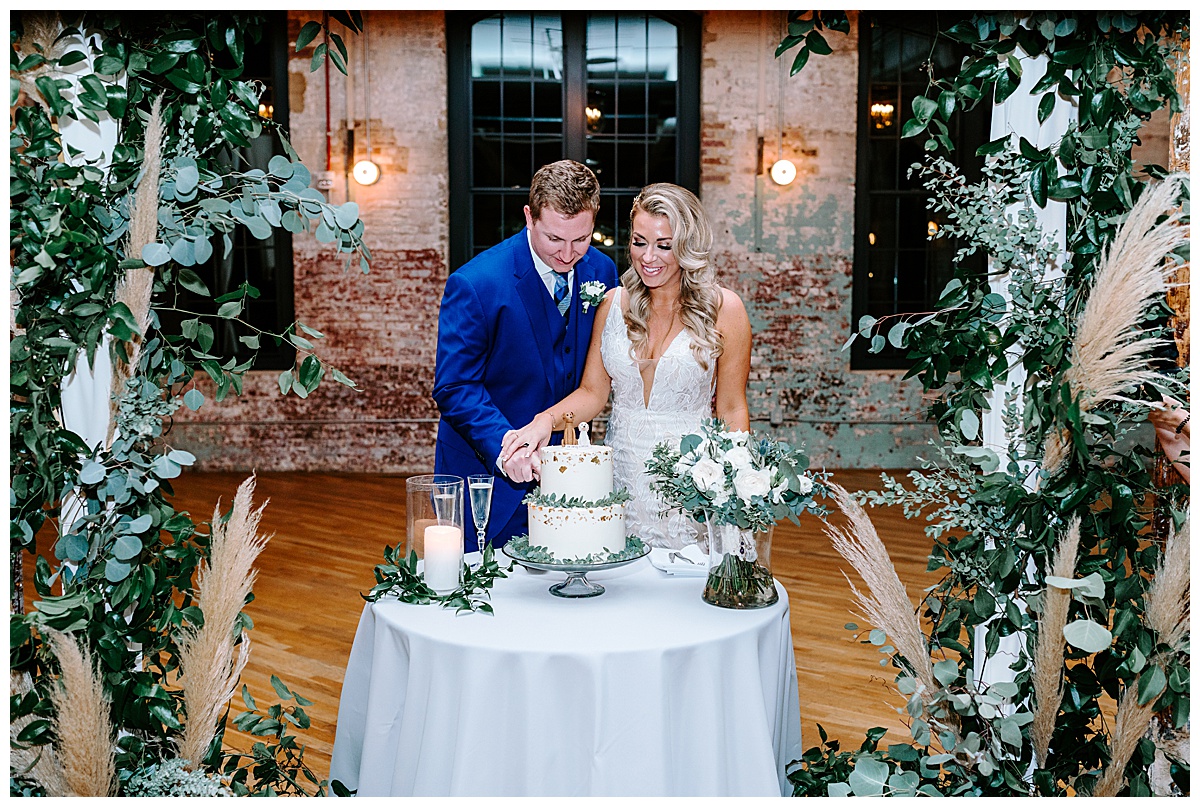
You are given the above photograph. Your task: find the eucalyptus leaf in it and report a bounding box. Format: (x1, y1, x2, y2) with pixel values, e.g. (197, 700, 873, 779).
(848, 756, 890, 797)
(105, 559, 132, 583)
(112, 534, 143, 561)
(142, 242, 171, 266)
(1062, 619, 1112, 653)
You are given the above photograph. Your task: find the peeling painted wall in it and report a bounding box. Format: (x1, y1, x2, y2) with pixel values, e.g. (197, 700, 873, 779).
(170, 10, 1170, 473)
(701, 11, 931, 469)
(172, 11, 449, 472)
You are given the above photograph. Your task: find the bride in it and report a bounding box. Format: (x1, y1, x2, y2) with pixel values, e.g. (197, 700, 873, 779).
(500, 183, 751, 548)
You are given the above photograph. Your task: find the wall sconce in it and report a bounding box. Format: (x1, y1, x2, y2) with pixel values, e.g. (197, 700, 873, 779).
(257, 103, 274, 119)
(769, 159, 797, 186)
(353, 159, 380, 186)
(927, 220, 939, 237)
(870, 102, 894, 130)
(585, 105, 603, 133)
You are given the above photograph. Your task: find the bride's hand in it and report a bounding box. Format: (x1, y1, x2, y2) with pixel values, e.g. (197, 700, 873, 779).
(500, 413, 554, 466)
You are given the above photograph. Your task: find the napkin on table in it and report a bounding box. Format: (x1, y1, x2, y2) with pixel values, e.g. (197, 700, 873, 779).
(648, 544, 708, 577)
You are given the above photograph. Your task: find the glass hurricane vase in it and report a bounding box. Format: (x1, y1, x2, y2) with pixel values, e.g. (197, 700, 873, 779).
(702, 519, 778, 609)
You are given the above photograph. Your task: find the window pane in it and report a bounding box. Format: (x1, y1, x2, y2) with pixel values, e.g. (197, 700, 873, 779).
(616, 140, 648, 188)
(897, 199, 930, 251)
(586, 139, 615, 185)
(471, 17, 502, 77)
(869, 196, 897, 249)
(456, 13, 690, 270)
(867, 251, 896, 309)
(868, 137, 897, 189)
(647, 134, 676, 184)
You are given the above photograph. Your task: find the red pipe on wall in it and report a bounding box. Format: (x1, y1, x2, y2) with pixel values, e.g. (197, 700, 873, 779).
(324, 11, 332, 172)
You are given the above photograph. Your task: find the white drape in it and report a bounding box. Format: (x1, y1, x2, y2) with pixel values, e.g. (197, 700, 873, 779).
(56, 27, 120, 539)
(975, 47, 1076, 691)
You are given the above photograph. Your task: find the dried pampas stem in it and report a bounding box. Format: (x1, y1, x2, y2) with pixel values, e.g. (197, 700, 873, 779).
(1043, 173, 1189, 475)
(825, 483, 939, 697)
(109, 94, 165, 438)
(1031, 517, 1080, 769)
(12, 13, 67, 112)
(176, 475, 271, 767)
(46, 631, 116, 797)
(1093, 675, 1160, 797)
(1144, 518, 1190, 650)
(10, 671, 68, 796)
(1093, 517, 1189, 796)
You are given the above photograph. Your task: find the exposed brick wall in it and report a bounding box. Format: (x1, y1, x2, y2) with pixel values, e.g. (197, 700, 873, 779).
(171, 11, 1171, 473)
(172, 11, 448, 472)
(700, 11, 931, 469)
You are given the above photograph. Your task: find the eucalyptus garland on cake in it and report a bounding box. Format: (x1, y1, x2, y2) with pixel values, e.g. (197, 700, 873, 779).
(505, 530, 648, 566)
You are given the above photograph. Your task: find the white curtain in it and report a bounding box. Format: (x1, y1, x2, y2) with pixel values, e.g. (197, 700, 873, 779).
(974, 47, 1076, 691)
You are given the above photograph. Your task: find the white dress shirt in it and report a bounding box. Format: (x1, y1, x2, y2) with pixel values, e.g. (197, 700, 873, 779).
(528, 230, 573, 300)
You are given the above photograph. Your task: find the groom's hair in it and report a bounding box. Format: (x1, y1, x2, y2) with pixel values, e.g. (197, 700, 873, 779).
(528, 160, 600, 221)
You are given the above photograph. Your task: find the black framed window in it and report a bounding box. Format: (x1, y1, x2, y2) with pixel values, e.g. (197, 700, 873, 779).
(158, 12, 294, 370)
(447, 11, 699, 272)
(852, 13, 988, 369)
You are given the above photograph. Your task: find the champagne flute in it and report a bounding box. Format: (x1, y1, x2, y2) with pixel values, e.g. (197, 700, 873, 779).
(468, 474, 494, 561)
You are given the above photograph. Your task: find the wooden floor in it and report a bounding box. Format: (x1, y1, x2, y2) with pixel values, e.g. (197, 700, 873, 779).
(23, 469, 936, 782)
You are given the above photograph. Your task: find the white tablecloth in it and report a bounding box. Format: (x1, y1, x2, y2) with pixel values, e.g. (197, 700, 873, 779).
(329, 556, 801, 796)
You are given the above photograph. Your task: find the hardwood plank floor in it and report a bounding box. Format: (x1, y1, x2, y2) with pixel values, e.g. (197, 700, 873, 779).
(23, 468, 939, 784)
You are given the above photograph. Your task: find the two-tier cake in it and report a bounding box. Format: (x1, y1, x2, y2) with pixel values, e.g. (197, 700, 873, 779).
(526, 443, 628, 559)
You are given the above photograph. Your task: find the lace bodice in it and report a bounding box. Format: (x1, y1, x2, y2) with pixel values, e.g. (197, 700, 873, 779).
(601, 290, 715, 548)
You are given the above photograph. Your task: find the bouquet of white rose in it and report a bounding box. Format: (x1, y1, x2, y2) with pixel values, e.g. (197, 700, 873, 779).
(646, 418, 827, 531)
(646, 419, 829, 608)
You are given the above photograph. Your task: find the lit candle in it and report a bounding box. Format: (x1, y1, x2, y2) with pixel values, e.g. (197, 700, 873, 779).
(423, 525, 462, 593)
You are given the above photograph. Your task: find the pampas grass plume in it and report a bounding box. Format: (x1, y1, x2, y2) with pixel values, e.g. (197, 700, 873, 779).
(825, 483, 939, 697)
(46, 631, 116, 797)
(176, 475, 271, 767)
(10, 671, 68, 796)
(1043, 173, 1189, 475)
(1031, 517, 1080, 769)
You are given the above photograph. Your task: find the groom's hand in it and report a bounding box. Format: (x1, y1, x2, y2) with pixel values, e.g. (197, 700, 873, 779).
(502, 447, 541, 483)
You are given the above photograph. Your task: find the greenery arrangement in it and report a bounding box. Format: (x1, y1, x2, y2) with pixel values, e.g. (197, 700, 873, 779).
(504, 533, 649, 566)
(645, 419, 829, 608)
(10, 11, 369, 796)
(523, 488, 631, 509)
(779, 10, 1189, 797)
(645, 418, 829, 532)
(362, 543, 510, 615)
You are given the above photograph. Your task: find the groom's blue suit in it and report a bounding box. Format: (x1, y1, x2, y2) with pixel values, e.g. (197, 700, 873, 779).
(433, 229, 619, 549)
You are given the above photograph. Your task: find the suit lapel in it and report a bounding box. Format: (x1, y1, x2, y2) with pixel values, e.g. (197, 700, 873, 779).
(513, 233, 556, 390)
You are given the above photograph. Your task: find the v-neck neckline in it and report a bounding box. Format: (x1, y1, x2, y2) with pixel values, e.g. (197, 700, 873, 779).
(638, 328, 687, 409)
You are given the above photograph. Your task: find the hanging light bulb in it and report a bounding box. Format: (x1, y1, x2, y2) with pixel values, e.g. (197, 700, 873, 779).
(769, 159, 797, 186)
(353, 159, 381, 186)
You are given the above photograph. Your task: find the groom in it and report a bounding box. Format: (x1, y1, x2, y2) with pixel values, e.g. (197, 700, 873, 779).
(432, 160, 619, 550)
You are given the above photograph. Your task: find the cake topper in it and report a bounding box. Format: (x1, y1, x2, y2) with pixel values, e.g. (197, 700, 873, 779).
(562, 412, 576, 445)
(577, 422, 591, 446)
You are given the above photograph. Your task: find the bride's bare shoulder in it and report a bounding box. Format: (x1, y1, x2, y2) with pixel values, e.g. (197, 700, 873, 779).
(716, 287, 747, 320)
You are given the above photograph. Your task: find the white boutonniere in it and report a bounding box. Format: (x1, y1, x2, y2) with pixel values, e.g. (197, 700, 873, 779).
(579, 281, 608, 312)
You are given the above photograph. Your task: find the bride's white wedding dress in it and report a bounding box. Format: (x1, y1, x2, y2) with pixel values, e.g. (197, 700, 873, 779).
(601, 289, 715, 549)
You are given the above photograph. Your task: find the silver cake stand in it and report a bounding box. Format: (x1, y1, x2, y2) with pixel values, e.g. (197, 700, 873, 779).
(502, 543, 651, 598)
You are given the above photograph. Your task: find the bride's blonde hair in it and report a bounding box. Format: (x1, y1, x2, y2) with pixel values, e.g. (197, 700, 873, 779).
(621, 183, 723, 370)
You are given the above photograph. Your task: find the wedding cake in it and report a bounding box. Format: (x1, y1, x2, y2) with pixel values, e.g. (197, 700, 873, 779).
(526, 443, 628, 559)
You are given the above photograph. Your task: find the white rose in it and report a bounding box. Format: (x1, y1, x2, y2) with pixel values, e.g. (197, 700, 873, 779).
(723, 445, 754, 472)
(690, 457, 725, 493)
(727, 430, 751, 446)
(734, 468, 772, 500)
(795, 474, 814, 495)
(770, 478, 788, 504)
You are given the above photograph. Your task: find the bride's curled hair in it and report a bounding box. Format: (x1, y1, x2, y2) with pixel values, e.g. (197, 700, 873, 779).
(622, 183, 723, 370)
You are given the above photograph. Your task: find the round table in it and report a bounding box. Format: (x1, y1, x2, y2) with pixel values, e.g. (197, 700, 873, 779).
(328, 556, 801, 796)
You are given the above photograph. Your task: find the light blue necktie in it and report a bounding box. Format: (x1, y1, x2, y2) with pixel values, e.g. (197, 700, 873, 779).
(553, 273, 570, 316)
